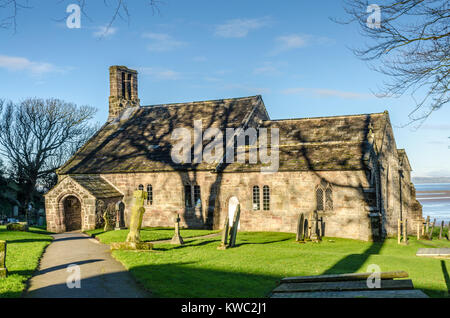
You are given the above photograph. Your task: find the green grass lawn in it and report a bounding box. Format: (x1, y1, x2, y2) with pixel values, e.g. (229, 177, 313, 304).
(0, 226, 53, 298)
(85, 227, 219, 244)
(109, 231, 450, 298)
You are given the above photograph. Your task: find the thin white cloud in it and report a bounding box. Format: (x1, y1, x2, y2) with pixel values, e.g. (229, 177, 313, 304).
(270, 34, 335, 55)
(139, 67, 182, 80)
(215, 17, 270, 38)
(282, 87, 373, 99)
(271, 34, 309, 54)
(93, 26, 118, 38)
(142, 32, 187, 52)
(0, 55, 62, 75)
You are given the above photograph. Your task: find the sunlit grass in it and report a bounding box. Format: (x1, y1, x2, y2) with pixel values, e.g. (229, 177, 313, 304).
(110, 232, 450, 298)
(0, 226, 53, 298)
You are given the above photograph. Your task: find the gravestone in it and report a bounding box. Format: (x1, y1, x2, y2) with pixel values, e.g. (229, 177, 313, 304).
(110, 190, 153, 250)
(439, 221, 444, 240)
(296, 213, 305, 242)
(115, 201, 126, 230)
(171, 214, 184, 245)
(217, 214, 230, 250)
(96, 200, 106, 228)
(103, 203, 116, 231)
(0, 241, 6, 278)
(228, 204, 241, 248)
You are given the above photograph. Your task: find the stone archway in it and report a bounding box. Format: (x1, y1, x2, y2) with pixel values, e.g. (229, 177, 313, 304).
(63, 195, 82, 231)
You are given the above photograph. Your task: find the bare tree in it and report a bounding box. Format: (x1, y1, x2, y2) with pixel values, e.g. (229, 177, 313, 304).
(0, 98, 97, 220)
(338, 0, 449, 125)
(0, 0, 161, 33)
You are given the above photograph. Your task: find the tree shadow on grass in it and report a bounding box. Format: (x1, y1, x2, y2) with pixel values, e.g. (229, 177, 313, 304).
(321, 241, 384, 275)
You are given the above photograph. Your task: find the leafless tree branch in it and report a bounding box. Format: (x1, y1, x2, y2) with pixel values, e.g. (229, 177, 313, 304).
(337, 0, 449, 126)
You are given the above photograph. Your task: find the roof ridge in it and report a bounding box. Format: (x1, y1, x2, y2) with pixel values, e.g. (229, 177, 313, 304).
(264, 112, 387, 122)
(141, 95, 261, 109)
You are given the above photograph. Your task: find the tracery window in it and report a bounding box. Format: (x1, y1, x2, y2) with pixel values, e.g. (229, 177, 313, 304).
(252, 186, 260, 211)
(316, 181, 333, 211)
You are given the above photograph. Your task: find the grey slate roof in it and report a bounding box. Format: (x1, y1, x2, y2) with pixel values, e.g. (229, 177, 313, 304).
(57, 96, 390, 174)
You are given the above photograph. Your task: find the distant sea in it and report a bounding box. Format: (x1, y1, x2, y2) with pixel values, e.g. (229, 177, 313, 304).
(414, 183, 450, 223)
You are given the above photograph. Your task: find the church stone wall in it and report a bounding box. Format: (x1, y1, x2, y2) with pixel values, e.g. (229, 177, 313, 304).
(102, 169, 376, 241)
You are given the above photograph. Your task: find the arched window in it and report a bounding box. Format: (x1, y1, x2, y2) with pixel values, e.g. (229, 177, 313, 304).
(184, 185, 192, 208)
(194, 185, 202, 208)
(263, 185, 270, 211)
(316, 187, 324, 211)
(252, 186, 260, 210)
(147, 184, 153, 205)
(316, 181, 333, 211)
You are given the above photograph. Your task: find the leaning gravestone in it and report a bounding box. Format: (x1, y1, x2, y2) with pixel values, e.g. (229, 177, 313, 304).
(171, 214, 184, 245)
(110, 190, 153, 250)
(228, 204, 241, 248)
(0, 241, 6, 278)
(217, 214, 230, 250)
(296, 213, 305, 242)
(103, 203, 116, 231)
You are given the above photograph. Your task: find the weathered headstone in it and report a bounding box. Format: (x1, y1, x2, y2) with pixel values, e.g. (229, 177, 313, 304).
(228, 204, 241, 248)
(429, 219, 436, 240)
(171, 214, 184, 245)
(0, 241, 6, 278)
(402, 219, 408, 244)
(218, 214, 230, 250)
(115, 201, 126, 230)
(110, 190, 153, 250)
(425, 216, 430, 238)
(126, 190, 147, 243)
(103, 203, 116, 231)
(296, 213, 305, 242)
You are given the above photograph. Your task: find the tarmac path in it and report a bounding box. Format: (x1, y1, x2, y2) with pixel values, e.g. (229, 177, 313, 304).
(25, 232, 151, 298)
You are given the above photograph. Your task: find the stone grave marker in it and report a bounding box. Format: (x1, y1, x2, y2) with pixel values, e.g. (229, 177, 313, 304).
(228, 204, 241, 248)
(171, 214, 184, 245)
(217, 214, 230, 250)
(296, 213, 305, 242)
(0, 241, 6, 278)
(110, 190, 153, 250)
(115, 201, 126, 230)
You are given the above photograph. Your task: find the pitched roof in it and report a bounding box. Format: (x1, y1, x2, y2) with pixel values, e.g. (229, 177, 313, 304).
(70, 175, 123, 199)
(58, 94, 391, 174)
(221, 112, 389, 172)
(58, 96, 265, 175)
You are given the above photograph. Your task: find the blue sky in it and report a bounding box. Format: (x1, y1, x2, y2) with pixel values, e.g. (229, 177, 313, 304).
(0, 0, 448, 177)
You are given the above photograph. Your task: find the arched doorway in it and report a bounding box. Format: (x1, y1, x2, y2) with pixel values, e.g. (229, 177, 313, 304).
(228, 196, 240, 229)
(64, 196, 82, 231)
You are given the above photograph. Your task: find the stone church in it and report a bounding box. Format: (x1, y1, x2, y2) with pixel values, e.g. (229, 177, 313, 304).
(45, 66, 423, 241)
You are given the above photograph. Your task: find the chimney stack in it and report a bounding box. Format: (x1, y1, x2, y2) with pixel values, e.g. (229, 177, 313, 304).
(108, 66, 140, 121)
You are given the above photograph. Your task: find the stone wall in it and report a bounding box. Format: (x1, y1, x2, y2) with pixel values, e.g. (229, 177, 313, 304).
(101, 169, 377, 241)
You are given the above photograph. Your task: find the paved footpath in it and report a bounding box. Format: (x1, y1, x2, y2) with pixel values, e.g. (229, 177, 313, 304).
(25, 232, 151, 298)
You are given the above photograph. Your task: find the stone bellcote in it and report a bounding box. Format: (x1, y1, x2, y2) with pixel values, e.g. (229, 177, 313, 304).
(108, 66, 140, 121)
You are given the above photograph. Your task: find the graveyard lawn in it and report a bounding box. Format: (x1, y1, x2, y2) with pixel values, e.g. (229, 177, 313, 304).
(85, 227, 219, 244)
(110, 232, 450, 298)
(0, 226, 53, 297)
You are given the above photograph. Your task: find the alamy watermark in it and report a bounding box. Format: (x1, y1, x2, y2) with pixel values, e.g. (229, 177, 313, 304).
(66, 4, 81, 29)
(170, 121, 280, 174)
(366, 4, 381, 29)
(66, 264, 81, 289)
(366, 264, 381, 289)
